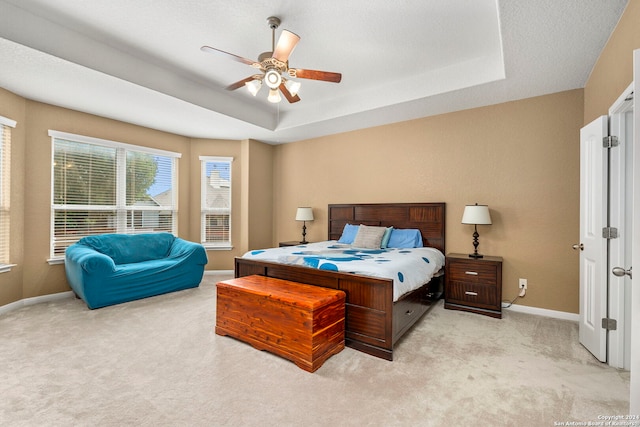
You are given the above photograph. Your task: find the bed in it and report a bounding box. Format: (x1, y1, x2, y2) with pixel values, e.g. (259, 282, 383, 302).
(234, 202, 446, 361)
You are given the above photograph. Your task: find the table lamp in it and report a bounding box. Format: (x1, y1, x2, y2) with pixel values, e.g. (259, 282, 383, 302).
(461, 203, 492, 258)
(295, 207, 314, 244)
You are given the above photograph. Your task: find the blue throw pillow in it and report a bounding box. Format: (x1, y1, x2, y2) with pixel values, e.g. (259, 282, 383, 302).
(381, 227, 394, 248)
(387, 229, 423, 248)
(337, 224, 359, 244)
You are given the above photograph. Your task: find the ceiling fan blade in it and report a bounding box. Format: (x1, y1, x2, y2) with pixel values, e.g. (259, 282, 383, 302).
(226, 76, 260, 91)
(200, 45, 259, 67)
(279, 83, 301, 103)
(272, 30, 300, 63)
(291, 68, 342, 83)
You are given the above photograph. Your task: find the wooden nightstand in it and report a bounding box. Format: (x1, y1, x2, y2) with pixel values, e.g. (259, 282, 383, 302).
(279, 241, 310, 247)
(445, 253, 503, 318)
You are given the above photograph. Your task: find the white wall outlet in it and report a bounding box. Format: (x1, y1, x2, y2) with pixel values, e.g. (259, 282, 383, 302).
(519, 278, 528, 290)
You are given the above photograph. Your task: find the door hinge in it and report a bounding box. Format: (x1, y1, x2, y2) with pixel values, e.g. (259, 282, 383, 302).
(602, 227, 619, 239)
(602, 318, 618, 331)
(603, 135, 619, 148)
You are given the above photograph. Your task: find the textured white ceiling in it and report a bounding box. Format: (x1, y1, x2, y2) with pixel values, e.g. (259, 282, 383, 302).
(0, 0, 629, 144)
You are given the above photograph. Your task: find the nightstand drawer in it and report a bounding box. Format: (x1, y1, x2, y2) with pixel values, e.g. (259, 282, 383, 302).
(448, 261, 497, 284)
(446, 281, 498, 308)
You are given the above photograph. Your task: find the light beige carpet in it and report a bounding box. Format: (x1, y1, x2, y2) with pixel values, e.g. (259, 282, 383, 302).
(0, 273, 630, 426)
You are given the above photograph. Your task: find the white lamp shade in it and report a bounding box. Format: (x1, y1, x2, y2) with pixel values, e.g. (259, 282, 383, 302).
(295, 207, 314, 221)
(267, 88, 281, 103)
(461, 204, 492, 225)
(245, 79, 262, 96)
(284, 79, 301, 96)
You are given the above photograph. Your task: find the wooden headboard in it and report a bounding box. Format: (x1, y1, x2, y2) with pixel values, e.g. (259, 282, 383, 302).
(328, 202, 446, 254)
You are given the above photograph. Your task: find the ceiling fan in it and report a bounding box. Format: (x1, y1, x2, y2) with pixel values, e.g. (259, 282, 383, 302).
(201, 16, 342, 104)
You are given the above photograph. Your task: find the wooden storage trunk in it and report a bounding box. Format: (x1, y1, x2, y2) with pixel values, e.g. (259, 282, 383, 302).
(215, 275, 346, 372)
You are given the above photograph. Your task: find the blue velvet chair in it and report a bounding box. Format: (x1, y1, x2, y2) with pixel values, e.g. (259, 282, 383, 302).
(65, 233, 208, 309)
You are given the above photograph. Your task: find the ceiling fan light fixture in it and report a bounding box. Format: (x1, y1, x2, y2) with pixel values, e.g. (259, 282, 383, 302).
(264, 69, 282, 89)
(284, 79, 301, 97)
(245, 79, 262, 96)
(201, 15, 341, 105)
(267, 88, 281, 103)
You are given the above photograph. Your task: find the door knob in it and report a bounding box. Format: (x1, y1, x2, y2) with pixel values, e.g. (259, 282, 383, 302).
(572, 243, 584, 251)
(612, 266, 632, 279)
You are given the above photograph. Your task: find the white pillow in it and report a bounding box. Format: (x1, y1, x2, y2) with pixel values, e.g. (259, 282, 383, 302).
(352, 224, 386, 249)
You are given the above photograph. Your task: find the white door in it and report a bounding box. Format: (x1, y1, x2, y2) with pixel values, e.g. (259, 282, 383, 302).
(578, 116, 608, 362)
(629, 48, 639, 414)
(608, 84, 634, 370)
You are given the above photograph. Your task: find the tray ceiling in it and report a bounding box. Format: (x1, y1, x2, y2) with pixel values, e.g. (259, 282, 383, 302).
(0, 0, 628, 143)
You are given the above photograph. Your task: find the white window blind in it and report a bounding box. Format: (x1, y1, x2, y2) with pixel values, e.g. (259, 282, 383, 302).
(200, 156, 232, 248)
(50, 131, 180, 259)
(0, 116, 16, 268)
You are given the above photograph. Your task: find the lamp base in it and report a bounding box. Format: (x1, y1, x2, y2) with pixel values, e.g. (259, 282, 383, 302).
(469, 226, 483, 259)
(300, 222, 307, 245)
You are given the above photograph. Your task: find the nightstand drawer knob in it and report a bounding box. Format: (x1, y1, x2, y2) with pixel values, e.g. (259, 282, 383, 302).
(465, 271, 478, 276)
(465, 291, 478, 296)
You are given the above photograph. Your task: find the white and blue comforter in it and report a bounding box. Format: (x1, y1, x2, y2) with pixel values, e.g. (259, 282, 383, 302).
(242, 241, 445, 302)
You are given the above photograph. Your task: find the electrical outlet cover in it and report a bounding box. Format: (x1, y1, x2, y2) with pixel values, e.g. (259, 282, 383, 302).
(519, 278, 528, 289)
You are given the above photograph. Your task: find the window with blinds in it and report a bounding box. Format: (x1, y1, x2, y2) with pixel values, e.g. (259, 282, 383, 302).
(200, 156, 232, 248)
(50, 131, 180, 259)
(0, 115, 16, 270)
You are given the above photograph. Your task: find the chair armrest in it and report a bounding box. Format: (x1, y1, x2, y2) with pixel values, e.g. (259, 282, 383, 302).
(65, 244, 116, 274)
(169, 238, 209, 264)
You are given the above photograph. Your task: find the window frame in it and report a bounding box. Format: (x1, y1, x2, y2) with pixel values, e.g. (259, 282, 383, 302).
(0, 115, 17, 273)
(200, 156, 233, 250)
(49, 130, 181, 262)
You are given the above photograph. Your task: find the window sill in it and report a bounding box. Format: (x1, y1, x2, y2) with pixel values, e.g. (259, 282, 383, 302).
(47, 258, 65, 265)
(0, 264, 17, 273)
(203, 245, 234, 251)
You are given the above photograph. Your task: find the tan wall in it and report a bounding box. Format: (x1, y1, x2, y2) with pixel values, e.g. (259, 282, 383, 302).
(243, 139, 274, 251)
(584, 0, 640, 124)
(274, 89, 584, 313)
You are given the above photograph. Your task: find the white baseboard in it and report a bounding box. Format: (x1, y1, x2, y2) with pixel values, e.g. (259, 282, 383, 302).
(204, 269, 234, 276)
(0, 291, 74, 316)
(504, 303, 579, 322)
